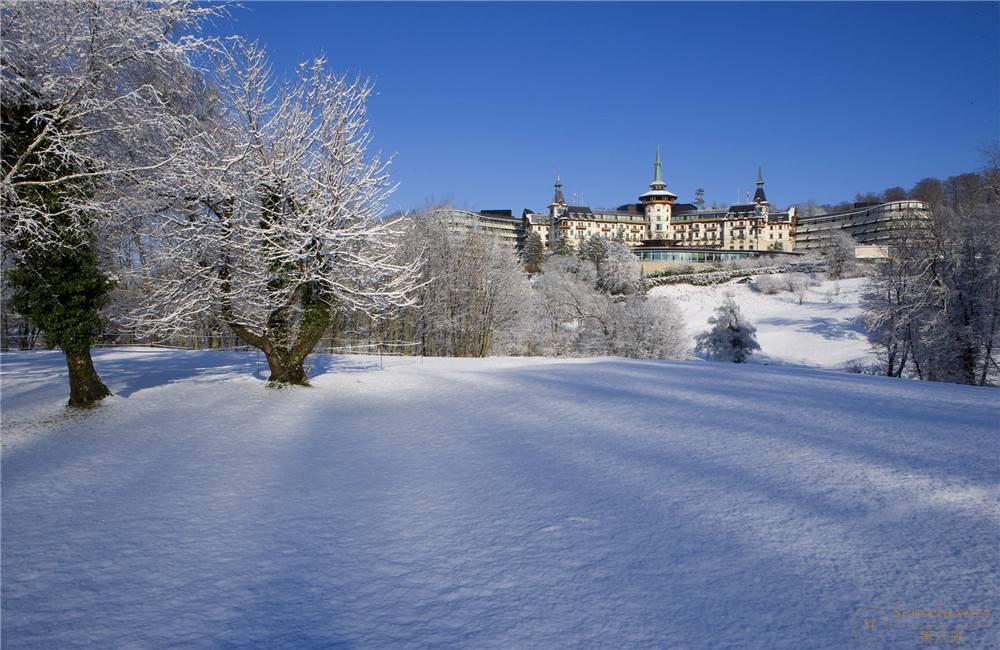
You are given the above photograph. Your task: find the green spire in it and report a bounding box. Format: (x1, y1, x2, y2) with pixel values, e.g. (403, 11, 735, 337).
(649, 146, 666, 190)
(552, 172, 565, 205)
(757, 165, 763, 185)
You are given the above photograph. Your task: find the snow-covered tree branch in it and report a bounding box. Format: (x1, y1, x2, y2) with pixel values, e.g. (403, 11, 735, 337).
(0, 1, 218, 406)
(135, 41, 424, 384)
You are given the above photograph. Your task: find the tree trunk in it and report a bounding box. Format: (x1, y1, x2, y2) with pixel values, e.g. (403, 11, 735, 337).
(263, 348, 309, 385)
(65, 348, 111, 408)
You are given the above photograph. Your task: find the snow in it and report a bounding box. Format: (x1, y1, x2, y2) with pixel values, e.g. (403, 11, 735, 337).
(2, 349, 999, 648)
(651, 276, 874, 369)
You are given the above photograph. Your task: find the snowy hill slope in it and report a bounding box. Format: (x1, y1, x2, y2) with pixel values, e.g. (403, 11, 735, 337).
(2, 350, 998, 648)
(651, 276, 874, 369)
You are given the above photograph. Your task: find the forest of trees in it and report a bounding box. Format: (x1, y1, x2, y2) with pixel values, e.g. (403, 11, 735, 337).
(795, 165, 999, 218)
(1, 3, 996, 408)
(860, 157, 1000, 385)
(0, 2, 689, 406)
(0, 3, 430, 404)
(315, 208, 688, 362)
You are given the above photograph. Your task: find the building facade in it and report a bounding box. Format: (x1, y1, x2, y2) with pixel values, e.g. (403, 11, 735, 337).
(526, 150, 797, 253)
(439, 208, 522, 246)
(450, 151, 931, 263)
(793, 200, 930, 251)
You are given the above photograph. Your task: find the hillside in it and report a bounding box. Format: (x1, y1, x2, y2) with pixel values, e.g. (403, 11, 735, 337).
(651, 276, 874, 369)
(3, 350, 997, 648)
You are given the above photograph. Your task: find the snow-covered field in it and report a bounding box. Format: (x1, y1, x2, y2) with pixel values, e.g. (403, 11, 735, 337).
(652, 276, 874, 369)
(2, 349, 997, 648)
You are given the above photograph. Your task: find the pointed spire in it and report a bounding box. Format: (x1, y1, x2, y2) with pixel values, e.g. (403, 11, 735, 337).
(753, 165, 768, 204)
(650, 146, 666, 190)
(552, 173, 565, 205)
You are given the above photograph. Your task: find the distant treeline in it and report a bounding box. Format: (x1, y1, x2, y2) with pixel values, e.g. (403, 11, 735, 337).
(797, 154, 1000, 216)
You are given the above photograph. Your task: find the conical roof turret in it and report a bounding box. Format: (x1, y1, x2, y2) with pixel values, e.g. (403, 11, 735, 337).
(753, 166, 768, 204)
(551, 173, 566, 205)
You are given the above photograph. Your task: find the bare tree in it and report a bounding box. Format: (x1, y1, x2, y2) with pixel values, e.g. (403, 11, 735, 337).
(389, 208, 530, 357)
(882, 186, 908, 202)
(822, 229, 858, 280)
(910, 177, 946, 208)
(136, 42, 423, 384)
(862, 200, 999, 385)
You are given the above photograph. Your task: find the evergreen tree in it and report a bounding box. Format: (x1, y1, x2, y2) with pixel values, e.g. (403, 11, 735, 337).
(578, 235, 606, 266)
(551, 233, 574, 256)
(694, 296, 761, 363)
(1, 2, 216, 406)
(2, 97, 115, 406)
(8, 228, 115, 407)
(694, 188, 706, 210)
(522, 232, 545, 273)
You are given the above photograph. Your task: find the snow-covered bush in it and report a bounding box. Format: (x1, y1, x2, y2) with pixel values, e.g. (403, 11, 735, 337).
(574, 236, 641, 295)
(824, 281, 842, 304)
(606, 296, 688, 359)
(528, 256, 685, 359)
(751, 275, 786, 295)
(596, 240, 642, 295)
(643, 261, 823, 289)
(785, 273, 815, 304)
(694, 295, 761, 363)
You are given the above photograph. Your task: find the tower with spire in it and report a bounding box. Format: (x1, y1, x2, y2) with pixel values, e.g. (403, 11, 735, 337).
(548, 173, 566, 218)
(546, 173, 568, 247)
(753, 166, 769, 216)
(639, 147, 677, 240)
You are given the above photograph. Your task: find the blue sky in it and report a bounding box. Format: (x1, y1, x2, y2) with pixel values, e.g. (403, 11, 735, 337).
(210, 2, 1000, 213)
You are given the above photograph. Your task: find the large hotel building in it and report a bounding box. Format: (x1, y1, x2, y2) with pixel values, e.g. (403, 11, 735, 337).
(438, 150, 930, 264)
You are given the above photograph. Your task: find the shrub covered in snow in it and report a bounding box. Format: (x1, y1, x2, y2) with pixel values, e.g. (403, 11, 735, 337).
(644, 261, 822, 289)
(694, 295, 761, 363)
(520, 255, 686, 359)
(750, 275, 786, 295)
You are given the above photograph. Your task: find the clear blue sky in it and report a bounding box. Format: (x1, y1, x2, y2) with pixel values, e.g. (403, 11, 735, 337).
(209, 2, 1000, 213)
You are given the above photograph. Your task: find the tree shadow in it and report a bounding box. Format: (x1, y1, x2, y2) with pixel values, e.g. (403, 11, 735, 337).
(91, 350, 265, 398)
(756, 315, 867, 341)
(306, 353, 381, 379)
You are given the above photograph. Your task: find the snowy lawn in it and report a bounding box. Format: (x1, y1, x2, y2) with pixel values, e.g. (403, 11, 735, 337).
(2, 349, 998, 648)
(652, 276, 874, 369)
